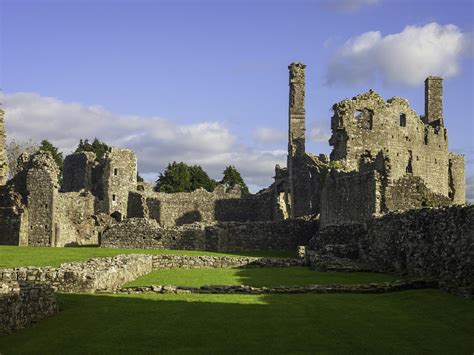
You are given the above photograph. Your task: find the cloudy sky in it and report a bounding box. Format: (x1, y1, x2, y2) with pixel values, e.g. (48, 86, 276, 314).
(0, 0, 473, 198)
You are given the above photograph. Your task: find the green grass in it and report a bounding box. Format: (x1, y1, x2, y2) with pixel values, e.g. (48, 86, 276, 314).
(125, 267, 399, 288)
(0, 246, 295, 268)
(0, 290, 473, 354)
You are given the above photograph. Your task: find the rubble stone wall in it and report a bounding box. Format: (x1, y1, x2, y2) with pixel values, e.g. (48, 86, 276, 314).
(101, 218, 318, 252)
(128, 186, 272, 227)
(0, 109, 8, 185)
(0, 254, 153, 293)
(311, 205, 474, 297)
(151, 254, 305, 269)
(320, 170, 380, 227)
(0, 281, 58, 336)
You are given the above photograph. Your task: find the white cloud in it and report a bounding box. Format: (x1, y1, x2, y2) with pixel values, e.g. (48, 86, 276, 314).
(310, 127, 330, 143)
(326, 23, 473, 86)
(253, 127, 286, 144)
(1, 92, 286, 191)
(322, 0, 380, 13)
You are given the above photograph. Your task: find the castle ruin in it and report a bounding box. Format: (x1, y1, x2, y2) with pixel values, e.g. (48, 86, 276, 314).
(0, 63, 466, 249)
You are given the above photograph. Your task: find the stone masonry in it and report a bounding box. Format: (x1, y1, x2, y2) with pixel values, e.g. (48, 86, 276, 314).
(0, 108, 8, 185)
(0, 281, 58, 336)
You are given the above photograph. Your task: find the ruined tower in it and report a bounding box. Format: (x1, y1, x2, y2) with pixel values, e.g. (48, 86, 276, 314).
(424, 76, 444, 126)
(288, 62, 306, 158)
(0, 108, 9, 185)
(287, 62, 312, 218)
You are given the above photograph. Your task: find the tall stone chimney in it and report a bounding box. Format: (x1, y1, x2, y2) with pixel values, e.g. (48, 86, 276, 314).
(0, 107, 9, 185)
(287, 62, 307, 219)
(425, 76, 444, 126)
(288, 62, 306, 157)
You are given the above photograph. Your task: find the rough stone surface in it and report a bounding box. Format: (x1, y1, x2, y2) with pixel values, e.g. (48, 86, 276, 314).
(101, 218, 318, 252)
(0, 108, 8, 185)
(128, 185, 272, 227)
(0, 281, 58, 336)
(310, 205, 474, 298)
(151, 254, 306, 269)
(0, 254, 153, 293)
(119, 279, 438, 295)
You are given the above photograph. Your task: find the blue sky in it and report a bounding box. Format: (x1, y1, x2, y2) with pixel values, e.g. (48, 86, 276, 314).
(0, 0, 473, 197)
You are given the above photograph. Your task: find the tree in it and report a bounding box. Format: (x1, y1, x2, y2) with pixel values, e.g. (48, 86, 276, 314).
(75, 138, 109, 161)
(6, 139, 39, 178)
(189, 165, 217, 192)
(137, 173, 144, 183)
(220, 165, 249, 194)
(155, 161, 192, 193)
(39, 139, 64, 180)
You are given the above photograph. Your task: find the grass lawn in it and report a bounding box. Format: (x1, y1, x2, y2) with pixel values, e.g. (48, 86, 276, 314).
(0, 246, 295, 268)
(0, 290, 473, 354)
(125, 267, 399, 288)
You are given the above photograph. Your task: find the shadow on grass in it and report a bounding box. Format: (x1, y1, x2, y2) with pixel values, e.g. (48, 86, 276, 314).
(0, 290, 473, 354)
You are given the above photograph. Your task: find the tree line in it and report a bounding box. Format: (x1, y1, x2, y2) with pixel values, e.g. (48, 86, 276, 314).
(6, 138, 249, 193)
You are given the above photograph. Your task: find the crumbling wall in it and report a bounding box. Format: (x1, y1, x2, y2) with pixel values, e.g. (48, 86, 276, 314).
(320, 170, 381, 227)
(310, 205, 474, 298)
(96, 148, 137, 218)
(448, 153, 466, 204)
(26, 152, 59, 246)
(385, 175, 452, 211)
(62, 151, 97, 192)
(0, 109, 8, 185)
(55, 191, 99, 246)
(0, 184, 28, 245)
(128, 185, 272, 227)
(0, 254, 153, 293)
(101, 218, 318, 251)
(330, 91, 450, 197)
(0, 281, 58, 336)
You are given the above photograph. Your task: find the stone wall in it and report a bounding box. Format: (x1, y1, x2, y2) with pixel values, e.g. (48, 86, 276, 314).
(26, 152, 59, 247)
(0, 281, 58, 336)
(128, 185, 273, 227)
(448, 153, 466, 204)
(62, 151, 97, 192)
(0, 254, 153, 293)
(320, 170, 380, 227)
(330, 91, 451, 197)
(55, 191, 99, 246)
(0, 108, 8, 185)
(101, 218, 318, 252)
(310, 205, 474, 297)
(98, 148, 137, 218)
(151, 254, 305, 269)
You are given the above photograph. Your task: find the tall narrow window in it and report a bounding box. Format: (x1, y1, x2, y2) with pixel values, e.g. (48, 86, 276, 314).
(114, 168, 118, 176)
(112, 194, 116, 202)
(400, 113, 406, 127)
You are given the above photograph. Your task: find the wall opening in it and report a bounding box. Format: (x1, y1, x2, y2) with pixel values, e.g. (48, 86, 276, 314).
(112, 194, 116, 202)
(114, 168, 118, 176)
(400, 113, 407, 127)
(355, 108, 373, 130)
(406, 150, 413, 174)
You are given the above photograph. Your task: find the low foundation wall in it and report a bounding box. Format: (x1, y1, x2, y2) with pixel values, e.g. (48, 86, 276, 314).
(0, 281, 58, 336)
(101, 218, 318, 252)
(151, 255, 305, 269)
(310, 205, 474, 298)
(0, 254, 153, 293)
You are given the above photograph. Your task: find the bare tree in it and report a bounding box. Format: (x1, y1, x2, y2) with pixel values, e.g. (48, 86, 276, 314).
(6, 139, 39, 178)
